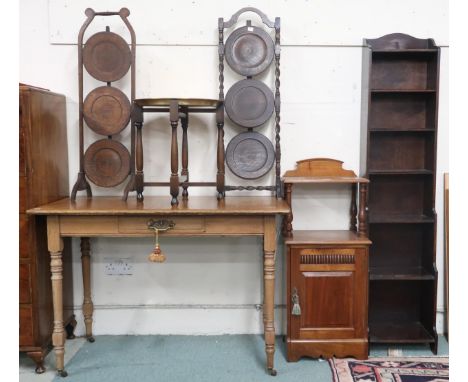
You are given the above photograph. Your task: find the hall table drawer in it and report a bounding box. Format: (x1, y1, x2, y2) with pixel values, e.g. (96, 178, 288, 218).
(59, 215, 264, 236)
(119, 216, 205, 234)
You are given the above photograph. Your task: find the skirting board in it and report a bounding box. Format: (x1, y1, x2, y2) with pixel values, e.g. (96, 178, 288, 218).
(68, 305, 446, 336)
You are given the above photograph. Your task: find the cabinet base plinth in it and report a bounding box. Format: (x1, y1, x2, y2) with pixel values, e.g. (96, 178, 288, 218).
(286, 338, 368, 361)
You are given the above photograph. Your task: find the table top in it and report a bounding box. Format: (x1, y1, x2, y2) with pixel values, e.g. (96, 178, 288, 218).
(284, 230, 371, 245)
(27, 196, 290, 216)
(134, 98, 221, 108)
(282, 176, 369, 184)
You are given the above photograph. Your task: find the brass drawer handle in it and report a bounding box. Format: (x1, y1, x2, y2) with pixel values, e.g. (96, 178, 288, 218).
(291, 287, 301, 316)
(147, 219, 175, 263)
(147, 219, 176, 231)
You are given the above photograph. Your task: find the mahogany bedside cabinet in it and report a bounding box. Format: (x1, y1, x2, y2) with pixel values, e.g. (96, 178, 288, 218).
(282, 158, 371, 361)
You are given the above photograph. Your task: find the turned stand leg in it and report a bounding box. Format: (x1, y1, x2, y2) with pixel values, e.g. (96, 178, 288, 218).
(47, 216, 67, 377)
(169, 100, 180, 206)
(350, 184, 357, 231)
(358, 183, 368, 237)
(81, 237, 94, 342)
(263, 216, 277, 376)
(216, 106, 225, 199)
(123, 118, 137, 201)
(181, 110, 189, 199)
(282, 183, 293, 237)
(134, 106, 144, 202)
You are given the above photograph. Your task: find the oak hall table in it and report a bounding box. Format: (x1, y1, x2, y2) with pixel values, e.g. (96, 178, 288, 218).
(27, 196, 289, 377)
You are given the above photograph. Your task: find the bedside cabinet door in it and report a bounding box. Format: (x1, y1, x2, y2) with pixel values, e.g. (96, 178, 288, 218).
(290, 247, 367, 340)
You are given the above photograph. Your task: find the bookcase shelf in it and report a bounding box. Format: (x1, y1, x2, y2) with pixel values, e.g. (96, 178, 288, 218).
(368, 170, 433, 175)
(368, 214, 434, 224)
(361, 33, 439, 352)
(371, 89, 436, 93)
(370, 266, 435, 281)
(370, 321, 435, 343)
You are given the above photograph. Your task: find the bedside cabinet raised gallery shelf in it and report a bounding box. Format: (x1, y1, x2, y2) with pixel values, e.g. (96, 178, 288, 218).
(360, 34, 439, 352)
(282, 158, 371, 361)
(19, 84, 75, 373)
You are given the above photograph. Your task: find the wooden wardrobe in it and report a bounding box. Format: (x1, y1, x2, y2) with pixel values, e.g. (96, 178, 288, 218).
(19, 84, 75, 373)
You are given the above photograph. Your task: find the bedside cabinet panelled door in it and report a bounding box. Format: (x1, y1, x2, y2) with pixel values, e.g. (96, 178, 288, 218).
(289, 247, 368, 340)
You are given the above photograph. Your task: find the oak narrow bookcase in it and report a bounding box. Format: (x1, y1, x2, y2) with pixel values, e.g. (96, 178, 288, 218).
(360, 33, 439, 352)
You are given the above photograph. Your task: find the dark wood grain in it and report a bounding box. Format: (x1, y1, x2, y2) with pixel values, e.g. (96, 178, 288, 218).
(83, 31, 131, 82)
(369, 93, 436, 131)
(19, 84, 75, 373)
(225, 25, 274, 76)
(83, 86, 131, 136)
(84, 139, 131, 187)
(73, 8, 136, 200)
(287, 244, 369, 360)
(225, 131, 275, 179)
(181, 112, 189, 199)
(225, 79, 274, 128)
(19, 263, 32, 304)
(19, 214, 30, 258)
(361, 34, 439, 350)
(169, 100, 180, 205)
(219, 8, 281, 202)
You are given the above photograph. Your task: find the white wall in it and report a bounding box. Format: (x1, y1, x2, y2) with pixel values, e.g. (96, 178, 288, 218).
(19, 0, 449, 335)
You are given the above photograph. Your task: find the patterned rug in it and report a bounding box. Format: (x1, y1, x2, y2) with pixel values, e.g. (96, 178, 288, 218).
(329, 357, 449, 382)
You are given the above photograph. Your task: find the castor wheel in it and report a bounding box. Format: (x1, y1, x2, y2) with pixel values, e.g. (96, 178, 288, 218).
(268, 368, 277, 376)
(57, 369, 68, 378)
(87, 336, 95, 343)
(35, 364, 46, 374)
(65, 318, 77, 339)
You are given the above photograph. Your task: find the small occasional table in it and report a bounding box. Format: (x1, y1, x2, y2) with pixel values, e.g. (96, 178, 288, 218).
(129, 98, 225, 204)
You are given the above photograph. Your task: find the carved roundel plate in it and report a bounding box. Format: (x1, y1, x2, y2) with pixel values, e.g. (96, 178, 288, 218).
(83, 86, 131, 136)
(226, 131, 275, 180)
(225, 79, 274, 128)
(83, 31, 131, 82)
(225, 26, 274, 77)
(84, 139, 130, 187)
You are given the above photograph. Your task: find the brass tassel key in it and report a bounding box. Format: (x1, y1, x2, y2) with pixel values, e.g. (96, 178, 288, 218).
(291, 287, 301, 316)
(147, 219, 175, 263)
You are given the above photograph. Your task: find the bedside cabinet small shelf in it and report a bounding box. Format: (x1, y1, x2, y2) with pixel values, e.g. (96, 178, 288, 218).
(282, 158, 371, 361)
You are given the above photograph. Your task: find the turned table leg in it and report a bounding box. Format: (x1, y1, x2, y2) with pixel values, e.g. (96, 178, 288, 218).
(263, 216, 277, 376)
(81, 237, 94, 342)
(47, 216, 67, 377)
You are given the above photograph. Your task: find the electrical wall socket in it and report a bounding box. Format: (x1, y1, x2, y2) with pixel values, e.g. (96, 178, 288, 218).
(104, 258, 133, 275)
